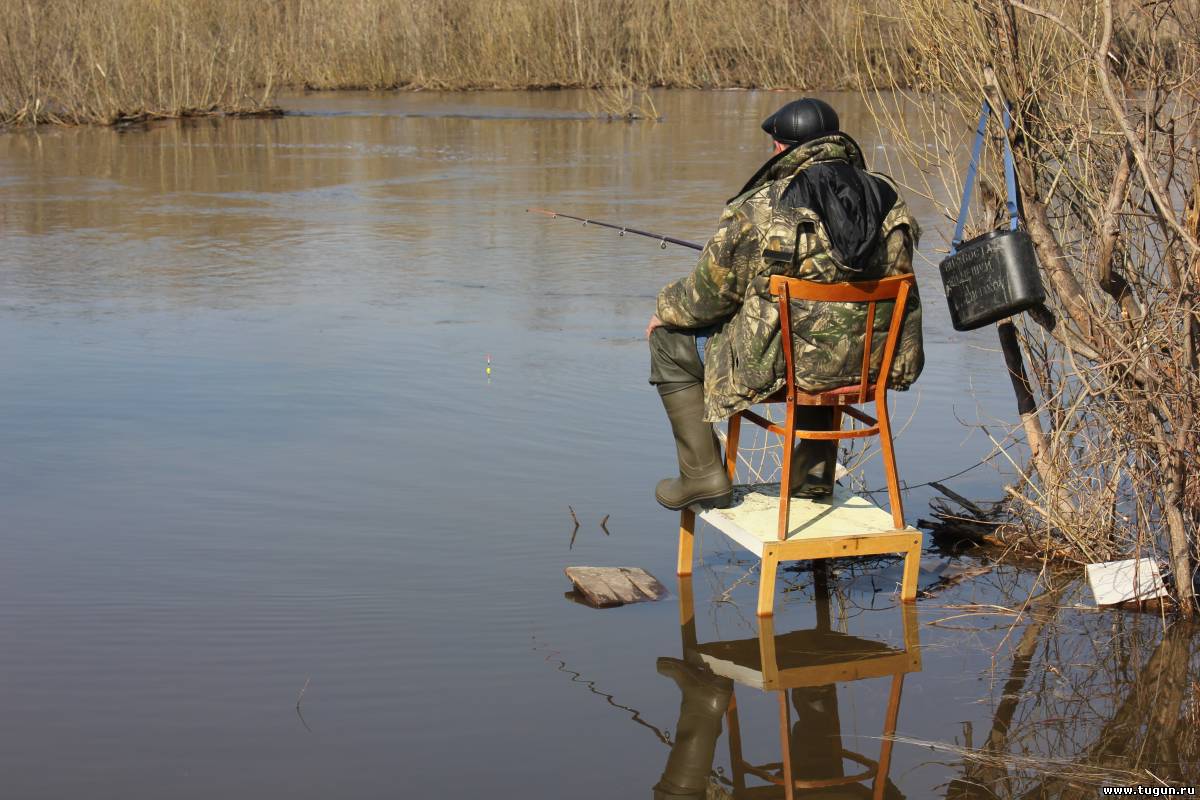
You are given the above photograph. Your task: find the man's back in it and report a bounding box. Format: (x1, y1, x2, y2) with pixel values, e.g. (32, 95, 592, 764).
(778, 160, 897, 273)
(656, 132, 924, 422)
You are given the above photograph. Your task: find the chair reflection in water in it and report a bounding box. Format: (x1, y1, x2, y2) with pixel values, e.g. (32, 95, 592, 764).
(655, 572, 920, 800)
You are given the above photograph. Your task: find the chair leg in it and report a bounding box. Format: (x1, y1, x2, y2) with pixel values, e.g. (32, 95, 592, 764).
(876, 396, 906, 530)
(677, 508, 695, 577)
(831, 407, 843, 482)
(777, 404, 796, 540)
(725, 413, 741, 481)
(757, 546, 779, 617)
(900, 535, 920, 602)
(726, 691, 747, 794)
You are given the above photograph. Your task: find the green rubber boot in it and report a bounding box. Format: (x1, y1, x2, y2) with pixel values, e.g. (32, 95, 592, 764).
(788, 407, 837, 498)
(788, 439, 836, 497)
(653, 657, 733, 800)
(655, 385, 733, 510)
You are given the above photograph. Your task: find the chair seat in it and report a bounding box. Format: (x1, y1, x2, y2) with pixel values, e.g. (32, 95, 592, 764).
(760, 383, 879, 406)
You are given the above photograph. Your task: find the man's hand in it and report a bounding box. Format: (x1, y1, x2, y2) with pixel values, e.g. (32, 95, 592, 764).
(645, 314, 664, 339)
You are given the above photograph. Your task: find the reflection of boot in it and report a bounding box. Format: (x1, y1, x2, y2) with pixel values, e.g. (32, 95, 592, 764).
(655, 385, 733, 510)
(788, 407, 836, 498)
(654, 657, 733, 800)
(789, 685, 844, 781)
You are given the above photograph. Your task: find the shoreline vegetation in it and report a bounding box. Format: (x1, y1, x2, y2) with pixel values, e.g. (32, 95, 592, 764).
(0, 0, 914, 126)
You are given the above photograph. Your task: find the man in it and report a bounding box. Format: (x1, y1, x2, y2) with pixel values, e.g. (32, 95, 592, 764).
(646, 98, 924, 510)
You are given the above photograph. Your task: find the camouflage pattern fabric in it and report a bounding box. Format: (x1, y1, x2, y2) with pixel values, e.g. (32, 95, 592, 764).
(656, 133, 924, 422)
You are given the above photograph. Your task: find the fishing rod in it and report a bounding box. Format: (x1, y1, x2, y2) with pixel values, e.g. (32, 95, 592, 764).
(526, 207, 702, 251)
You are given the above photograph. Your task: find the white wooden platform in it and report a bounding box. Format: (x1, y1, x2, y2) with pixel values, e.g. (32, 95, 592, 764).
(693, 483, 918, 558)
(678, 482, 922, 615)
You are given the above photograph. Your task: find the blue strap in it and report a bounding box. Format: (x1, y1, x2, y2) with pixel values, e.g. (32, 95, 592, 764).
(951, 104, 990, 254)
(1001, 105, 1020, 233)
(950, 101, 1020, 255)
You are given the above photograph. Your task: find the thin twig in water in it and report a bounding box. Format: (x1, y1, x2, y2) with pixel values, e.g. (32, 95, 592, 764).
(532, 636, 673, 745)
(881, 734, 1165, 787)
(716, 563, 761, 603)
(295, 705, 312, 733)
(568, 505, 581, 550)
(929, 481, 987, 517)
(296, 676, 310, 710)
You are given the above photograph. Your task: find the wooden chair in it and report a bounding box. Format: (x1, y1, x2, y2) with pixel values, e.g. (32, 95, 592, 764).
(728, 272, 914, 536)
(676, 272, 921, 617)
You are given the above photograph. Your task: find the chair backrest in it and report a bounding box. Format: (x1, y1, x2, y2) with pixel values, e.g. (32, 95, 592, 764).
(768, 273, 915, 405)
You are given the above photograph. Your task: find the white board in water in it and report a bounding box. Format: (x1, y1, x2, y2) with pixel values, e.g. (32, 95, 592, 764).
(1085, 558, 1167, 605)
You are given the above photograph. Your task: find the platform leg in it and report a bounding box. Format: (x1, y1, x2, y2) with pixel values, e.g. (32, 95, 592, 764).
(757, 547, 779, 617)
(778, 691, 795, 800)
(677, 508, 696, 577)
(900, 535, 921, 601)
(900, 601, 919, 653)
(677, 575, 695, 628)
(758, 615, 778, 687)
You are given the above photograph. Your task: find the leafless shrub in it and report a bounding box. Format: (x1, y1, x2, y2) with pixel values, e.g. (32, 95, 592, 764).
(586, 74, 660, 122)
(865, 0, 1200, 614)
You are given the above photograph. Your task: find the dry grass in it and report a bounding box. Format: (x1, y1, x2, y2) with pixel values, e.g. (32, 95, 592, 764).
(0, 0, 913, 126)
(0, 0, 278, 125)
(263, 0, 913, 92)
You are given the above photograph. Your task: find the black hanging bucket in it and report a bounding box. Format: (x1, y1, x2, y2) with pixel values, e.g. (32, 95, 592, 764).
(939, 103, 1045, 332)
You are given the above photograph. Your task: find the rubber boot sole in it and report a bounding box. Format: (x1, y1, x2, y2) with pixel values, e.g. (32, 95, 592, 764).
(655, 480, 733, 511)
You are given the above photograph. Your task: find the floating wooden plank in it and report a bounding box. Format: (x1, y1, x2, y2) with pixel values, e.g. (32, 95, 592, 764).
(564, 566, 668, 608)
(695, 483, 915, 558)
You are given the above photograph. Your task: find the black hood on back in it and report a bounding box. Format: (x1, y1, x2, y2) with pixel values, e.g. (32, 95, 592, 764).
(778, 161, 898, 271)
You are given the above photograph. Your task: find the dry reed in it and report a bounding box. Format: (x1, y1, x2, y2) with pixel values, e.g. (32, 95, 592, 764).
(253, 0, 914, 92)
(0, 0, 912, 126)
(0, 0, 278, 125)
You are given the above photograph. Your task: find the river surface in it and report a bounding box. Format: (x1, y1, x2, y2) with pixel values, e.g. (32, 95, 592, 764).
(0, 91, 1195, 799)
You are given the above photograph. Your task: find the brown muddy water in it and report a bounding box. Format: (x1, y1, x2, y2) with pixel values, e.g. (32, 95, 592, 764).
(0, 91, 1196, 799)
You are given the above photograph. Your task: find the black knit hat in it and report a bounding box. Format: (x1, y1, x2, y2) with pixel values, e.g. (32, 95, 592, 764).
(761, 98, 840, 145)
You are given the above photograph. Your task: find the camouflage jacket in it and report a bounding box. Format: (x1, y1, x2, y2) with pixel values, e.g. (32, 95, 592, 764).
(656, 134, 924, 422)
